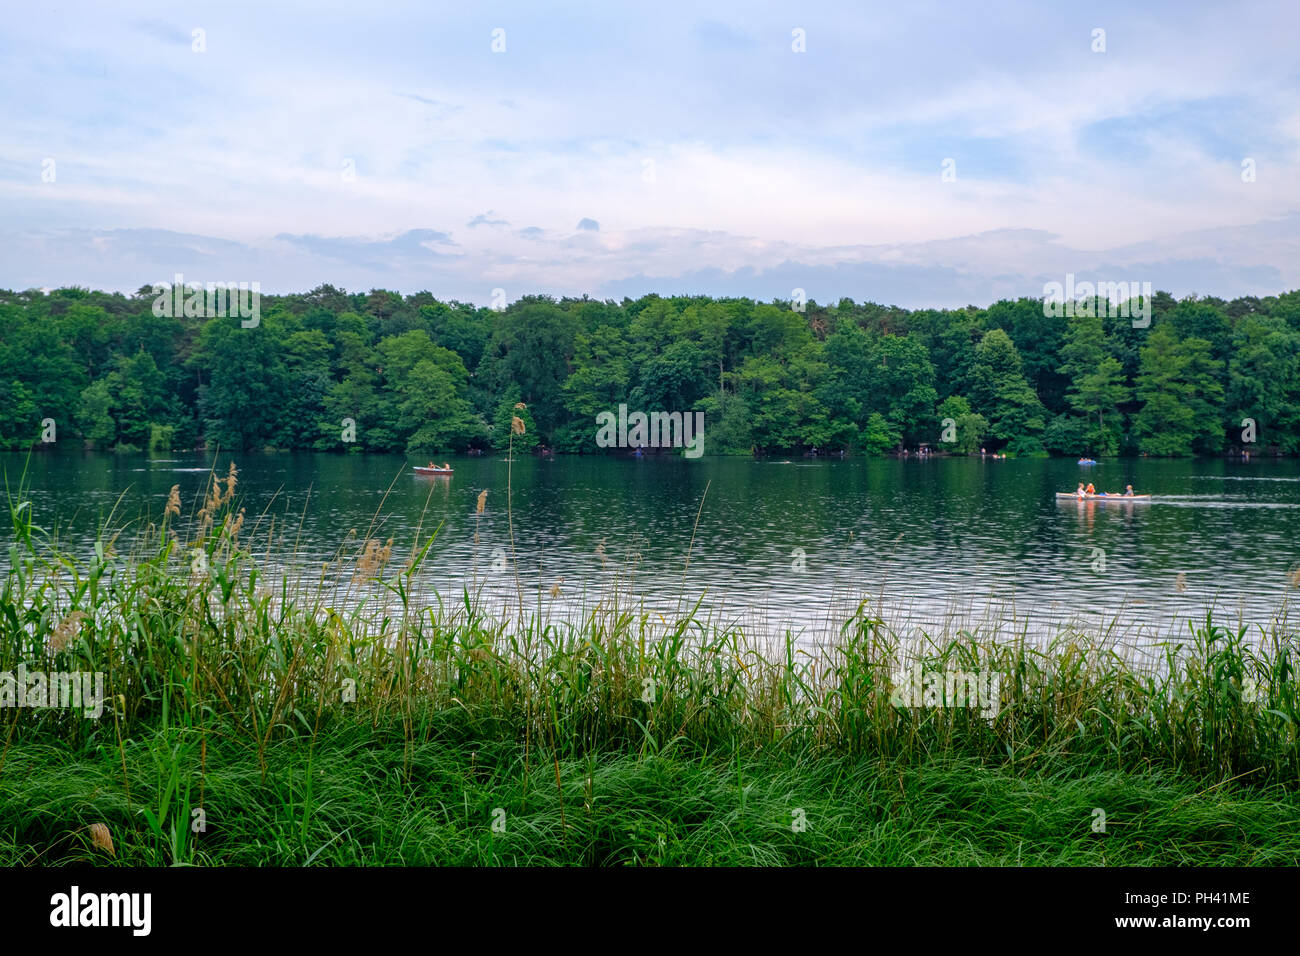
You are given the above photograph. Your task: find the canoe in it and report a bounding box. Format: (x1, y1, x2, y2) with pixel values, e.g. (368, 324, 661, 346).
(1077, 459, 1097, 465)
(413, 466, 453, 476)
(1055, 492, 1150, 500)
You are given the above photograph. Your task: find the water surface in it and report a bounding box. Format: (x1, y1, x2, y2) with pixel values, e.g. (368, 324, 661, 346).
(6, 451, 1299, 644)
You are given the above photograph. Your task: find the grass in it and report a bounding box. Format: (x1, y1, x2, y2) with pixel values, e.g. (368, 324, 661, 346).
(0, 461, 1297, 866)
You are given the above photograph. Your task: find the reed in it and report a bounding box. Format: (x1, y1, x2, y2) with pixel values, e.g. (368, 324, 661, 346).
(0, 465, 1296, 865)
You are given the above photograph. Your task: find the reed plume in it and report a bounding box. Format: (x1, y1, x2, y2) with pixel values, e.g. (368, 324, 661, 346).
(164, 484, 181, 520)
(87, 823, 115, 857)
(49, 610, 87, 654)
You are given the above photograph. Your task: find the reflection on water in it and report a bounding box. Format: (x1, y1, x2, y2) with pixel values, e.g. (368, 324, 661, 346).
(5, 450, 1300, 644)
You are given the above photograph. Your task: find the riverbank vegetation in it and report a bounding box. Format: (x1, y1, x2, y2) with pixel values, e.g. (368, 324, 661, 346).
(3, 286, 1300, 458)
(1, 468, 1297, 865)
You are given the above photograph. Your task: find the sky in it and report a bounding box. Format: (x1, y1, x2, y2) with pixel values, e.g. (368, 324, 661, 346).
(2, 0, 1298, 308)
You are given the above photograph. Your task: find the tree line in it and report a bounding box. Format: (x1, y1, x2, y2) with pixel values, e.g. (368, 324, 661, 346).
(2, 284, 1299, 457)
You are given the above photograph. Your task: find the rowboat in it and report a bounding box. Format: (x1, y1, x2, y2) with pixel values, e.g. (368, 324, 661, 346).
(413, 464, 453, 476)
(1055, 492, 1150, 500)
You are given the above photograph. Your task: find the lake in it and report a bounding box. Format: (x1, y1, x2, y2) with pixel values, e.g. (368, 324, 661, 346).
(5, 450, 1300, 645)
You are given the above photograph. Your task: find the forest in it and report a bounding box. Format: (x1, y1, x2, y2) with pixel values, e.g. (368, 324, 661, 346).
(2, 284, 1299, 457)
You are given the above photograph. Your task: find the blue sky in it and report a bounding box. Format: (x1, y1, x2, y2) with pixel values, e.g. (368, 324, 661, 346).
(1, 0, 1298, 307)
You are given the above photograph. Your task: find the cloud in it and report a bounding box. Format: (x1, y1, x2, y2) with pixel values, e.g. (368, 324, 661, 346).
(1, 0, 1298, 304)
(270, 229, 458, 268)
(4, 216, 1296, 309)
(131, 19, 188, 45)
(393, 92, 464, 120)
(468, 211, 510, 228)
(395, 92, 442, 107)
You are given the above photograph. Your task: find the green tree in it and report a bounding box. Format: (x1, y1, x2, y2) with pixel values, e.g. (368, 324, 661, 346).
(733, 350, 833, 453)
(629, 340, 710, 412)
(105, 351, 168, 448)
(276, 329, 331, 449)
(871, 334, 938, 447)
(10, 284, 1300, 461)
(562, 325, 634, 452)
(190, 317, 291, 450)
(76, 380, 116, 447)
(0, 302, 84, 446)
(816, 321, 874, 451)
(400, 360, 483, 453)
(1133, 325, 1224, 456)
(936, 395, 987, 454)
(969, 329, 1046, 455)
(479, 300, 578, 443)
(1058, 312, 1128, 455)
(320, 314, 392, 451)
(695, 388, 754, 455)
(1226, 315, 1300, 453)
(493, 391, 539, 452)
(987, 297, 1069, 414)
(1043, 413, 1092, 456)
(859, 412, 901, 456)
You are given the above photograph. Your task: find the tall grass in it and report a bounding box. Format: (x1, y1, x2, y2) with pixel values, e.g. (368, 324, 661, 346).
(1, 463, 1297, 865)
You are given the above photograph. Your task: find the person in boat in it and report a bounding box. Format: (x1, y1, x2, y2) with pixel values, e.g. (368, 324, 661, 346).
(1124, 484, 1135, 496)
(1085, 482, 1096, 495)
(1076, 483, 1086, 498)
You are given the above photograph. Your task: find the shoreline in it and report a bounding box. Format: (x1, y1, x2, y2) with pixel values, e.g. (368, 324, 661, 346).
(1, 474, 1297, 866)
